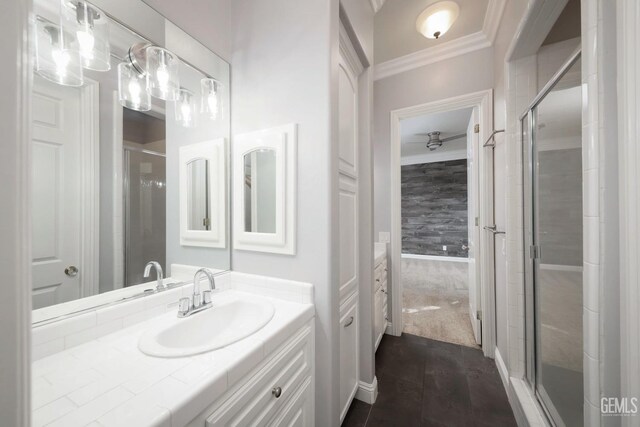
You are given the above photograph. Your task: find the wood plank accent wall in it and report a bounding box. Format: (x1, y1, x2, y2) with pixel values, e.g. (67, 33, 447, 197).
(401, 159, 468, 257)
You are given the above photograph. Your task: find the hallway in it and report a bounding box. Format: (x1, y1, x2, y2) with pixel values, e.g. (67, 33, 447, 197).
(343, 334, 516, 427)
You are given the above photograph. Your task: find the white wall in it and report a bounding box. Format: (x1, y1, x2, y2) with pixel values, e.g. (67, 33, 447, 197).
(373, 47, 494, 323)
(0, 0, 31, 424)
(142, 0, 232, 62)
(229, 0, 340, 424)
(491, 0, 528, 370)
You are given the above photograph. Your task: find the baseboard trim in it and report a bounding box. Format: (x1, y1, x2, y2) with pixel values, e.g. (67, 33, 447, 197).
(494, 348, 509, 389)
(355, 377, 378, 404)
(385, 322, 399, 336)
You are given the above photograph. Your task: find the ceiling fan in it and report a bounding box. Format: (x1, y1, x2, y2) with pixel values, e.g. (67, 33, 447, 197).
(410, 131, 467, 151)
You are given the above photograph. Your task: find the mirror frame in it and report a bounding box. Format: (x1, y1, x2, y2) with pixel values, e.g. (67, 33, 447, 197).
(233, 124, 297, 255)
(179, 139, 227, 248)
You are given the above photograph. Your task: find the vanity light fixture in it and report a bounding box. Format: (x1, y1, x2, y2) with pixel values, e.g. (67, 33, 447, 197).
(200, 78, 222, 120)
(128, 42, 180, 101)
(416, 1, 460, 40)
(118, 62, 151, 111)
(34, 16, 84, 86)
(61, 0, 111, 71)
(176, 88, 196, 128)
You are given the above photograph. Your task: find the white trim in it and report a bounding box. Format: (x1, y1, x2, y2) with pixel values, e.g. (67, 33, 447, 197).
(374, 0, 507, 81)
(355, 377, 378, 404)
(401, 253, 468, 263)
(232, 124, 297, 255)
(368, 0, 385, 14)
(618, 0, 640, 422)
(400, 148, 467, 166)
(0, 0, 32, 423)
(374, 31, 491, 81)
(79, 79, 100, 298)
(385, 321, 394, 335)
(339, 23, 364, 77)
(179, 139, 227, 248)
(494, 348, 509, 389)
(389, 89, 495, 357)
(510, 377, 550, 427)
(482, 0, 507, 44)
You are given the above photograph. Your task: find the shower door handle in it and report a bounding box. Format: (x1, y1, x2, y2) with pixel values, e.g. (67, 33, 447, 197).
(484, 225, 505, 235)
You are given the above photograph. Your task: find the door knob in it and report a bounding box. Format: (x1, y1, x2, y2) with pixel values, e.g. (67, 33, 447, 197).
(65, 266, 79, 277)
(272, 387, 282, 398)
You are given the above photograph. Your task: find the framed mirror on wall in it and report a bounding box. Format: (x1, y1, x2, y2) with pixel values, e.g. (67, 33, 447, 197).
(30, 0, 231, 322)
(179, 139, 226, 248)
(233, 124, 297, 255)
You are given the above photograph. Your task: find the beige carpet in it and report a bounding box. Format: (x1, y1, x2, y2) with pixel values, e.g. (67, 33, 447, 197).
(402, 287, 480, 349)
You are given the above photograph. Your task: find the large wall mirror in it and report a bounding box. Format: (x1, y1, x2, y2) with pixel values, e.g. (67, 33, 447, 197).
(31, 0, 230, 321)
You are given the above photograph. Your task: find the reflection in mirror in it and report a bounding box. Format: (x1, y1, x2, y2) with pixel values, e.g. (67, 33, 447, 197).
(243, 149, 277, 234)
(187, 158, 210, 231)
(30, 0, 230, 317)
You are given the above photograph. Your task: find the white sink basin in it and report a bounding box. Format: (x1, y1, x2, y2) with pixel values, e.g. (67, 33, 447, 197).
(138, 294, 275, 358)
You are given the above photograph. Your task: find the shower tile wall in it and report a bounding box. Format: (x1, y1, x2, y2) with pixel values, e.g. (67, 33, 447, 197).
(401, 159, 468, 257)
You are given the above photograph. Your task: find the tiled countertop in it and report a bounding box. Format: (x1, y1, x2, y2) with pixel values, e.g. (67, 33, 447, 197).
(32, 290, 314, 427)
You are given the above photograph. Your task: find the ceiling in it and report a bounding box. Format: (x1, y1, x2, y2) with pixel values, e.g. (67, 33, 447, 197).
(374, 0, 490, 64)
(401, 107, 473, 159)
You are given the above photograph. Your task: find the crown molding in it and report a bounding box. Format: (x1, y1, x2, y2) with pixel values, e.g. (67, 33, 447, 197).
(483, 0, 507, 44)
(374, 31, 491, 80)
(374, 0, 507, 81)
(369, 0, 386, 14)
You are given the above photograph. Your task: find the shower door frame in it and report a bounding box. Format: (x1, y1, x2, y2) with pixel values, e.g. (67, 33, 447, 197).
(521, 47, 582, 426)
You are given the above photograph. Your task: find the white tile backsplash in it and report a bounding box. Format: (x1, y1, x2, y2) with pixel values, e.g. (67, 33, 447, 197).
(31, 270, 314, 362)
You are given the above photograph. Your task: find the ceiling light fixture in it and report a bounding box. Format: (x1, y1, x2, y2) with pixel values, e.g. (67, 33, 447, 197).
(416, 1, 460, 40)
(34, 16, 83, 86)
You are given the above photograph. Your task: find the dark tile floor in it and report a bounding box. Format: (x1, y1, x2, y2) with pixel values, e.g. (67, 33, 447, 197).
(343, 334, 517, 427)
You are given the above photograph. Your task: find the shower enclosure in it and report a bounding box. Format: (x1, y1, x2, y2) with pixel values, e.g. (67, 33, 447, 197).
(522, 49, 583, 426)
(123, 147, 166, 287)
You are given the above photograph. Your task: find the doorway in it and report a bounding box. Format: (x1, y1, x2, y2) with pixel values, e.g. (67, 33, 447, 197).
(389, 90, 496, 356)
(399, 106, 480, 348)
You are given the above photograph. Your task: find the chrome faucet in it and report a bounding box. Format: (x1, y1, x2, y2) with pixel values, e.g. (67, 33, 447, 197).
(143, 261, 165, 291)
(178, 268, 216, 318)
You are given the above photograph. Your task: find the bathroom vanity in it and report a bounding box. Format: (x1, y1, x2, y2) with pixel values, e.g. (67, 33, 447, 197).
(32, 271, 314, 426)
(374, 243, 388, 351)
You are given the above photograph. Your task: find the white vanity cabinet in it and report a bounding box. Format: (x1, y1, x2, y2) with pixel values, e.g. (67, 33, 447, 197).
(339, 293, 359, 422)
(192, 323, 314, 427)
(374, 246, 388, 351)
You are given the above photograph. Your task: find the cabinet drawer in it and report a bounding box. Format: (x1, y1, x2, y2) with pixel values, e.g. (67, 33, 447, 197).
(268, 377, 312, 427)
(205, 328, 312, 427)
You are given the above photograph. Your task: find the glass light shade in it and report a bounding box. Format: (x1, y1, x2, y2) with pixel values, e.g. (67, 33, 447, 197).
(145, 46, 179, 101)
(200, 78, 223, 120)
(61, 0, 111, 71)
(175, 88, 196, 128)
(416, 1, 460, 40)
(118, 62, 151, 111)
(34, 17, 83, 86)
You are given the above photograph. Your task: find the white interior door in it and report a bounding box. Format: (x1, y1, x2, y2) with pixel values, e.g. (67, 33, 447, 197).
(31, 76, 83, 309)
(467, 108, 482, 344)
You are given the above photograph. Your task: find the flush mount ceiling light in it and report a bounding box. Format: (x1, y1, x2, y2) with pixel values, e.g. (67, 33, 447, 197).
(416, 1, 460, 40)
(61, 0, 111, 71)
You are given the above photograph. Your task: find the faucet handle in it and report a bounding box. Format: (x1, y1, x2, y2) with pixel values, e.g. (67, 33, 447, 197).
(178, 297, 190, 316)
(192, 293, 202, 309)
(202, 290, 212, 305)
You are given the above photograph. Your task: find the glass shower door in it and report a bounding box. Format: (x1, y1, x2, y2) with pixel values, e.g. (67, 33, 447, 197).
(524, 52, 583, 427)
(124, 148, 166, 287)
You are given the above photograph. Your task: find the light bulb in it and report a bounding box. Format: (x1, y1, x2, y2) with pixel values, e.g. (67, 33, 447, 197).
(180, 102, 192, 126)
(156, 64, 169, 93)
(128, 80, 141, 108)
(52, 49, 70, 78)
(76, 29, 95, 59)
(207, 93, 219, 118)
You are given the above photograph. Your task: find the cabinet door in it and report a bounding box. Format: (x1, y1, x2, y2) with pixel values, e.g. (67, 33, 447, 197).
(339, 299, 358, 423)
